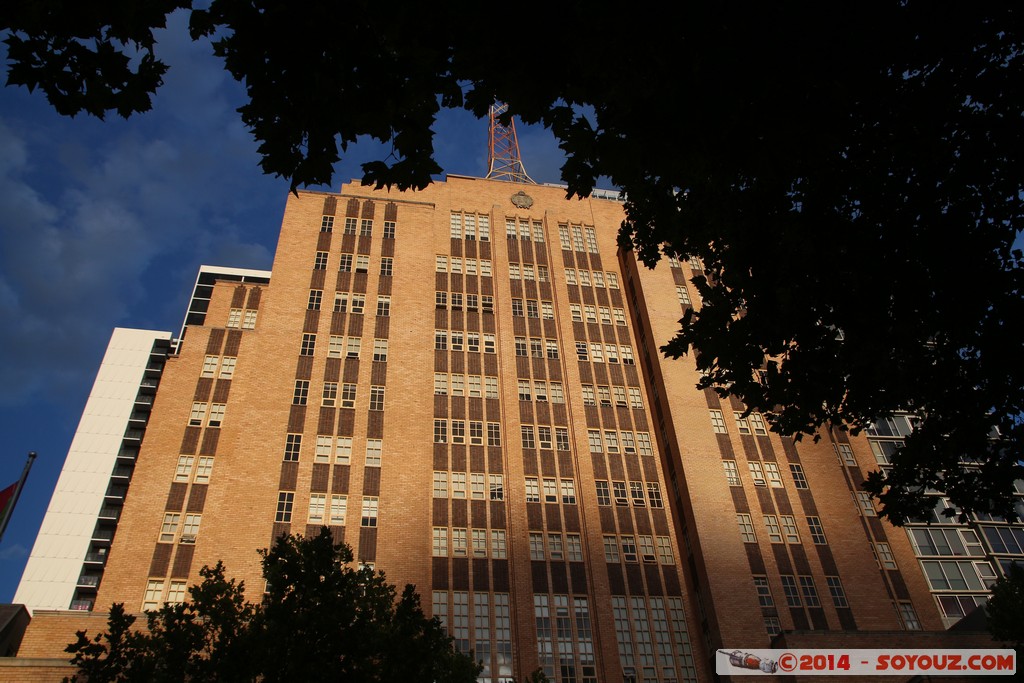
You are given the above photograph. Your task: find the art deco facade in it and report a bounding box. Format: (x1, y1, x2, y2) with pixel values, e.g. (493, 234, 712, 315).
(9, 175, 1022, 682)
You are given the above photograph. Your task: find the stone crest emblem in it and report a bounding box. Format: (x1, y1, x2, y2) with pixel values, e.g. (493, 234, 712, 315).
(510, 191, 534, 209)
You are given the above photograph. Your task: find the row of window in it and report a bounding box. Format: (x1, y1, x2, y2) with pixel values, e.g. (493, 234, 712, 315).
(601, 534, 675, 564)
(557, 224, 599, 254)
(226, 308, 257, 329)
(736, 513, 829, 545)
(189, 402, 225, 428)
(449, 212, 491, 241)
(528, 532, 585, 562)
(586, 429, 654, 456)
(433, 527, 508, 558)
(513, 336, 559, 359)
(310, 335, 389, 361)
(320, 215, 395, 238)
(435, 255, 494, 276)
(143, 579, 188, 611)
(908, 527, 985, 557)
(516, 380, 565, 403)
(200, 355, 236, 379)
(282, 433, 381, 465)
(564, 268, 619, 289)
(293, 381, 384, 410)
(595, 480, 664, 508)
(665, 255, 704, 271)
(276, 492, 377, 526)
(609, 595, 698, 682)
(520, 426, 571, 451)
(581, 384, 643, 409)
(431, 590, 513, 675)
(174, 455, 213, 484)
(509, 263, 549, 282)
(435, 330, 496, 353)
(435, 291, 495, 313)
(709, 409, 768, 436)
(433, 373, 500, 399)
(506, 217, 544, 242)
(433, 419, 502, 446)
(524, 477, 576, 504)
(159, 513, 201, 544)
(723, 460, 807, 489)
(569, 303, 627, 326)
(432, 472, 504, 500)
(511, 298, 554, 320)
(574, 342, 635, 364)
(754, 574, 849, 610)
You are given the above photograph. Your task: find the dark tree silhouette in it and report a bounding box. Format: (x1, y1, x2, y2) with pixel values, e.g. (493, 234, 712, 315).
(5, 2, 1023, 523)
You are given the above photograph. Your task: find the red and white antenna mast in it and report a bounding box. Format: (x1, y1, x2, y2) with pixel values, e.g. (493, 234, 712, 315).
(485, 102, 536, 184)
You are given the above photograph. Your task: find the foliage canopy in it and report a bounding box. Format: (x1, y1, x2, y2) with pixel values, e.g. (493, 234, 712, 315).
(4, 2, 1023, 522)
(64, 528, 479, 683)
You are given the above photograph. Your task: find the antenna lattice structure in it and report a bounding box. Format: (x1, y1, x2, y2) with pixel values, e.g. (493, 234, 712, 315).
(485, 102, 536, 184)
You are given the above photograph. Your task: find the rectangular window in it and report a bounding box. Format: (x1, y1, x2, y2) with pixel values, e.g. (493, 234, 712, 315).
(790, 464, 809, 489)
(754, 576, 774, 608)
(487, 423, 501, 446)
(737, 514, 756, 543)
(593, 271, 604, 287)
(749, 413, 768, 435)
(765, 462, 784, 488)
(314, 252, 328, 270)
(450, 212, 463, 239)
(451, 420, 465, 444)
(373, 339, 388, 362)
(344, 217, 357, 235)
(646, 483, 664, 508)
(334, 292, 348, 313)
(292, 381, 309, 406)
(561, 480, 576, 504)
(300, 333, 316, 356)
(630, 481, 646, 506)
(380, 257, 393, 276)
(308, 494, 326, 524)
(335, 437, 352, 464)
(433, 528, 449, 557)
(283, 434, 302, 462)
(308, 289, 323, 310)
(512, 299, 524, 317)
(763, 515, 783, 543)
(491, 530, 506, 558)
(596, 481, 610, 506)
(529, 533, 545, 560)
(201, 355, 218, 377)
(376, 296, 390, 317)
(748, 462, 767, 487)
(607, 272, 619, 289)
(365, 439, 382, 467)
(734, 412, 751, 435)
(723, 460, 740, 486)
(355, 254, 370, 272)
(435, 255, 448, 272)
(781, 515, 800, 543)
(603, 536, 620, 562)
(537, 425, 552, 449)
(452, 528, 467, 557)
(709, 410, 727, 433)
(549, 383, 564, 403)
(566, 534, 583, 562)
(174, 455, 194, 482)
(826, 576, 848, 608)
(276, 492, 294, 522)
(621, 536, 639, 562)
(369, 386, 385, 411)
(182, 514, 199, 538)
(590, 343, 603, 362)
(621, 346, 635, 365)
(489, 474, 504, 501)
(383, 221, 395, 238)
(675, 285, 691, 305)
(781, 576, 801, 607)
(876, 542, 897, 569)
(219, 357, 236, 379)
(350, 294, 365, 314)
(584, 305, 597, 323)
(614, 308, 626, 326)
(159, 513, 180, 542)
(656, 536, 674, 564)
(521, 425, 535, 449)
(361, 497, 378, 527)
(856, 491, 877, 516)
(339, 254, 353, 272)
(525, 477, 540, 503)
(837, 443, 857, 465)
(143, 579, 165, 611)
(612, 481, 629, 506)
(189, 402, 207, 426)
(799, 576, 821, 607)
(433, 471, 448, 498)
(547, 534, 564, 560)
(584, 226, 599, 253)
(341, 383, 356, 408)
(526, 300, 538, 318)
(639, 535, 657, 562)
(806, 516, 827, 544)
(322, 382, 338, 407)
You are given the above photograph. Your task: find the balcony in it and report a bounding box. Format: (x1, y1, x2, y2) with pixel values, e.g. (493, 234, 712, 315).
(84, 551, 108, 564)
(70, 599, 94, 611)
(97, 506, 120, 520)
(76, 575, 101, 588)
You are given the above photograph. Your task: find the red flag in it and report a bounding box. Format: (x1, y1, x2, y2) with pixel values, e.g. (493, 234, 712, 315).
(0, 481, 17, 521)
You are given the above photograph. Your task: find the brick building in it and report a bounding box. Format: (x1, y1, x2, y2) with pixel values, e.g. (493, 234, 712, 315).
(7, 175, 1019, 681)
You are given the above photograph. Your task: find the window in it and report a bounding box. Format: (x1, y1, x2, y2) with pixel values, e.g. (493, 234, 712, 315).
(608, 482, 626, 508)
(737, 514, 756, 543)
(605, 344, 619, 363)
(807, 516, 827, 544)
(334, 292, 348, 313)
(607, 272, 619, 289)
(365, 439, 382, 466)
(875, 543, 897, 569)
(369, 386, 385, 411)
(433, 472, 448, 498)
(283, 434, 301, 462)
(896, 602, 922, 630)
(380, 257, 393, 276)
(521, 425, 535, 449)
(603, 536, 620, 562)
(341, 383, 356, 408)
(763, 515, 783, 543)
(308, 494, 326, 524)
(292, 380, 309, 405)
(201, 355, 218, 377)
(765, 462, 784, 488)
(219, 357, 236, 379)
(512, 299, 524, 317)
(180, 515, 199, 540)
(361, 497, 378, 527)
(561, 480, 576, 504)
(350, 294, 365, 314)
(753, 576, 774, 608)
(537, 425, 552, 448)
(596, 481, 610, 506)
(856, 491, 877, 516)
(675, 285, 691, 305)
(435, 255, 448, 272)
(630, 481, 645, 506)
(433, 528, 449, 557)
(621, 346, 635, 365)
(485, 376, 498, 399)
(308, 289, 323, 310)
(605, 430, 619, 453)
(300, 333, 316, 356)
(790, 464, 809, 489)
(764, 617, 782, 636)
(188, 402, 208, 426)
(174, 456, 195, 482)
(373, 339, 388, 362)
(749, 413, 768, 435)
(593, 271, 604, 287)
(647, 483, 664, 508)
(709, 410, 727, 433)
(355, 254, 369, 272)
(781, 515, 800, 543)
(826, 577, 848, 608)
(276, 492, 294, 522)
(491, 529, 506, 558)
(541, 301, 554, 319)
(734, 412, 750, 435)
(322, 382, 338, 407)
(451, 420, 465, 444)
(509, 263, 520, 280)
(548, 534, 564, 560)
(545, 340, 559, 359)
(584, 305, 597, 323)
(748, 462, 766, 487)
(335, 437, 352, 464)
(143, 580, 165, 611)
(723, 460, 740, 486)
(837, 443, 856, 466)
(376, 296, 390, 317)
(656, 536, 674, 564)
(529, 533, 545, 560)
(525, 478, 540, 503)
(621, 536, 639, 562)
(780, 575, 801, 606)
(489, 474, 504, 501)
(587, 430, 603, 453)
(526, 300, 539, 318)
(589, 343, 603, 362)
(159, 513, 180, 542)
(339, 254, 354, 272)
(487, 423, 501, 446)
(166, 580, 186, 605)
(569, 304, 582, 322)
(799, 576, 821, 607)
(383, 221, 395, 238)
(314, 251, 328, 270)
(614, 308, 626, 326)
(549, 383, 565, 403)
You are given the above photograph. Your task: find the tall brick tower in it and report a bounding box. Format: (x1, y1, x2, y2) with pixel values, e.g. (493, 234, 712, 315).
(8, 176, 1021, 682)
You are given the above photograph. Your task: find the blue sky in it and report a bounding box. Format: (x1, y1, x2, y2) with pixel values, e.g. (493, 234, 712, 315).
(0, 11, 570, 601)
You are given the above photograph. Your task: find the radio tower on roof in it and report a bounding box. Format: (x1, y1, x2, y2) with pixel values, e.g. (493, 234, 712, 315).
(485, 102, 536, 184)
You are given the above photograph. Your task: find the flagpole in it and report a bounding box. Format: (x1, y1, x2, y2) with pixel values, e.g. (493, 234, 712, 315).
(0, 452, 36, 543)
